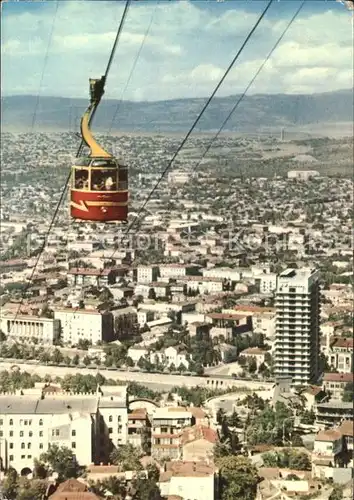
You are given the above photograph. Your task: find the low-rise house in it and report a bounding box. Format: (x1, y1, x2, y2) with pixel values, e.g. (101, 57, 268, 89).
(313, 429, 343, 459)
(181, 425, 218, 462)
(323, 372, 353, 400)
(151, 345, 191, 370)
(127, 346, 149, 364)
(159, 461, 216, 500)
(241, 347, 268, 368)
(49, 479, 102, 500)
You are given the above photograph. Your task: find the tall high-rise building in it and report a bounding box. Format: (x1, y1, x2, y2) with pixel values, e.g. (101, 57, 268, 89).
(274, 268, 321, 386)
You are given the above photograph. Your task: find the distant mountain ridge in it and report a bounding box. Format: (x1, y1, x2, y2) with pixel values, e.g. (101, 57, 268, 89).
(1, 89, 352, 133)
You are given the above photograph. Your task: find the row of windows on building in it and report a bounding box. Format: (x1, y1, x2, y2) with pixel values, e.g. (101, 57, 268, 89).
(8, 442, 76, 450)
(0, 429, 77, 437)
(1, 415, 122, 427)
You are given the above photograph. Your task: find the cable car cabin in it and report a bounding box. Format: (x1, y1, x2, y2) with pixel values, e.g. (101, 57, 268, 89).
(70, 157, 128, 222)
(70, 76, 128, 223)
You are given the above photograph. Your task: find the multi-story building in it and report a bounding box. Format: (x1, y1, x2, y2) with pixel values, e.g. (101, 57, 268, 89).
(127, 408, 151, 451)
(67, 268, 116, 287)
(327, 337, 353, 373)
(0, 384, 128, 474)
(274, 268, 321, 386)
(54, 309, 114, 346)
(136, 265, 159, 284)
(259, 273, 277, 294)
(315, 402, 353, 427)
(0, 312, 60, 345)
(151, 407, 194, 460)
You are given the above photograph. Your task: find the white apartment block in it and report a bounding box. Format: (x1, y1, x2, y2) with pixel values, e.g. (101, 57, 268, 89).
(202, 267, 241, 281)
(0, 312, 60, 345)
(54, 309, 114, 346)
(259, 273, 278, 294)
(0, 385, 128, 474)
(159, 264, 200, 279)
(274, 268, 321, 386)
(136, 265, 159, 284)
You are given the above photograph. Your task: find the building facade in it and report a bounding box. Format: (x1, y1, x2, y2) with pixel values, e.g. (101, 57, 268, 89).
(0, 385, 128, 474)
(274, 268, 321, 386)
(54, 309, 114, 346)
(0, 312, 60, 345)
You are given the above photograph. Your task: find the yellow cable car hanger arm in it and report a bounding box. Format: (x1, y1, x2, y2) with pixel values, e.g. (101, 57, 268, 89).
(80, 76, 112, 158)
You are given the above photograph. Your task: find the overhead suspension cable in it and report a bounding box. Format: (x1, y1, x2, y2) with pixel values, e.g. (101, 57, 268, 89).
(11, 0, 131, 327)
(108, 0, 159, 135)
(168, 0, 306, 197)
(106, 0, 274, 263)
(31, 0, 59, 131)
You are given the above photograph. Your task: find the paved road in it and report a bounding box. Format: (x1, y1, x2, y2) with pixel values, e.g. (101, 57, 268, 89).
(0, 360, 273, 391)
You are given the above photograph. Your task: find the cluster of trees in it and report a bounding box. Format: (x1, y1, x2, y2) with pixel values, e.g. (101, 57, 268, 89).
(0, 468, 47, 500)
(262, 448, 311, 470)
(242, 399, 303, 447)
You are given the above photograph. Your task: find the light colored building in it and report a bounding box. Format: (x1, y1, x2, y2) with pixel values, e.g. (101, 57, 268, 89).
(159, 461, 216, 500)
(136, 265, 159, 284)
(327, 337, 353, 373)
(159, 264, 201, 279)
(151, 407, 194, 460)
(181, 425, 218, 462)
(274, 268, 321, 386)
(323, 372, 353, 400)
(0, 312, 60, 345)
(127, 346, 149, 364)
(313, 429, 343, 458)
(127, 408, 151, 451)
(54, 309, 114, 346)
(259, 273, 277, 294)
(150, 345, 191, 370)
(0, 384, 128, 474)
(67, 268, 116, 288)
(287, 170, 320, 180)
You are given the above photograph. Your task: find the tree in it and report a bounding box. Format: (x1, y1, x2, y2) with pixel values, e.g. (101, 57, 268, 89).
(132, 472, 162, 500)
(1, 467, 18, 500)
(110, 443, 142, 471)
(40, 444, 81, 480)
(247, 357, 257, 374)
(126, 356, 134, 367)
(82, 355, 91, 366)
(342, 382, 353, 402)
(33, 458, 48, 479)
(0, 330, 7, 342)
(77, 339, 91, 350)
(148, 288, 156, 300)
(72, 354, 80, 366)
(329, 484, 344, 500)
(17, 479, 47, 500)
(51, 348, 64, 364)
(216, 455, 259, 500)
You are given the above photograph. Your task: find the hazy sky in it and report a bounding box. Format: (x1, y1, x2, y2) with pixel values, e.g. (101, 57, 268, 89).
(1, 0, 353, 101)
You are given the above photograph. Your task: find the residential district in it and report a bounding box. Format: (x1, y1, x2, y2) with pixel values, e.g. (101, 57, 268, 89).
(0, 132, 353, 500)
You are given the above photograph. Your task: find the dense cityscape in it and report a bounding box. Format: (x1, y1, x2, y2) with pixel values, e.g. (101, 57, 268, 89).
(0, 128, 353, 500)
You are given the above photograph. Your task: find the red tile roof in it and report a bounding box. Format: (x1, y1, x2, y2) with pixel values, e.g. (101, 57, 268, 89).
(323, 372, 353, 383)
(316, 429, 342, 442)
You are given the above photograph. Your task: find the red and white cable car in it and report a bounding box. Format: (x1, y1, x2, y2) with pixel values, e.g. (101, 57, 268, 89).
(70, 77, 128, 222)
